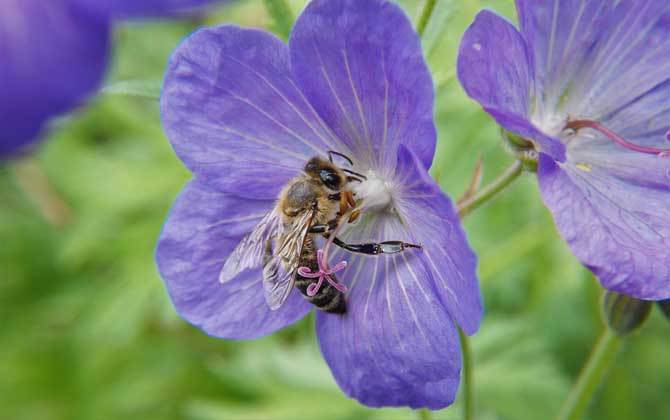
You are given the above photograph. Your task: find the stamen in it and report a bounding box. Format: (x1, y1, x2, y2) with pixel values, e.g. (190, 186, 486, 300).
(297, 249, 347, 296)
(566, 120, 670, 157)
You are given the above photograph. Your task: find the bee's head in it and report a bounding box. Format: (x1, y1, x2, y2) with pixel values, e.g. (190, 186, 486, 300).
(304, 157, 345, 190)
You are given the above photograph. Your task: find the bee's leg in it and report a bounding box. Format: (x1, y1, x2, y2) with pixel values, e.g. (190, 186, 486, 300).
(348, 209, 361, 223)
(339, 194, 347, 214)
(332, 237, 421, 255)
(344, 190, 357, 208)
(308, 220, 339, 234)
(339, 191, 353, 215)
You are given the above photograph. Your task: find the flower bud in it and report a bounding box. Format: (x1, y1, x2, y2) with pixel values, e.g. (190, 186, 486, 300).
(658, 300, 670, 321)
(501, 129, 538, 172)
(602, 291, 652, 336)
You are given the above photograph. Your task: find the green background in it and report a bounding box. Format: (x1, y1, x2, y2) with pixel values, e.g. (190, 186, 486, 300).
(1, 1, 668, 419)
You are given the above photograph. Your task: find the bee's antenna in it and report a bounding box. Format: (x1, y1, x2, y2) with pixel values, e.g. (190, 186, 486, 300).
(327, 150, 354, 166)
(342, 168, 367, 180)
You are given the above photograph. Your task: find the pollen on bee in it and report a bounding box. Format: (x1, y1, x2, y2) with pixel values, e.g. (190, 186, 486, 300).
(576, 163, 592, 172)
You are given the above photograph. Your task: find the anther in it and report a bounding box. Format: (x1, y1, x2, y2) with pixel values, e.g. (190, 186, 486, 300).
(566, 120, 670, 157)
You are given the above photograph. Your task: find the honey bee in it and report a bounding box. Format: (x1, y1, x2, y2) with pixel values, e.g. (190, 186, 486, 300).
(220, 151, 421, 315)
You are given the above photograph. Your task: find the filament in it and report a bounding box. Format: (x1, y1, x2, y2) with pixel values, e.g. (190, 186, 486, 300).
(566, 120, 670, 157)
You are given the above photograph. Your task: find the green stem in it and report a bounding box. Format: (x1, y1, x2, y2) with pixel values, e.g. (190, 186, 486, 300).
(458, 328, 474, 420)
(418, 408, 432, 420)
(556, 330, 622, 420)
(263, 0, 294, 40)
(457, 160, 524, 219)
(416, 0, 437, 37)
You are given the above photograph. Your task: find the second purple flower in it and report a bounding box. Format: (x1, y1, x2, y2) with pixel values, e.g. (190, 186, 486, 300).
(458, 0, 670, 300)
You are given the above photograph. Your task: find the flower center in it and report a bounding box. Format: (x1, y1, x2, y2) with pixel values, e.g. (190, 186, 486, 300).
(564, 119, 670, 157)
(352, 170, 394, 213)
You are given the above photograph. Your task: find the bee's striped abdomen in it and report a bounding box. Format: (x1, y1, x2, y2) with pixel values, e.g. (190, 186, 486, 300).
(295, 238, 346, 314)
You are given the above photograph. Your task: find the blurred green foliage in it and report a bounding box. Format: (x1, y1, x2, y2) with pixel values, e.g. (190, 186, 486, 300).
(1, 1, 669, 419)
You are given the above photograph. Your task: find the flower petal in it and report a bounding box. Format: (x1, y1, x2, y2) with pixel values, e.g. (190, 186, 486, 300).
(564, 1, 670, 119)
(289, 0, 436, 170)
(160, 26, 342, 199)
(316, 214, 462, 409)
(538, 153, 670, 300)
(0, 0, 109, 158)
(515, 0, 612, 115)
(394, 145, 482, 334)
(600, 79, 670, 149)
(156, 180, 312, 339)
(457, 10, 565, 161)
(315, 146, 480, 408)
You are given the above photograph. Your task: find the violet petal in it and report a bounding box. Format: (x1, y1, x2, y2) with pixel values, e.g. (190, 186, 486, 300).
(156, 180, 312, 339)
(160, 26, 341, 199)
(289, 0, 437, 170)
(538, 154, 670, 300)
(316, 145, 480, 408)
(457, 10, 565, 161)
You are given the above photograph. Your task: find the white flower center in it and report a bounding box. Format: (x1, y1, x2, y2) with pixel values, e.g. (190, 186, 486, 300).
(353, 170, 394, 213)
(531, 112, 567, 138)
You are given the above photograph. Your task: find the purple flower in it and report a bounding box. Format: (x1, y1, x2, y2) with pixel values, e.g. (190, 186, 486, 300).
(458, 0, 670, 300)
(157, 0, 482, 409)
(0, 0, 224, 159)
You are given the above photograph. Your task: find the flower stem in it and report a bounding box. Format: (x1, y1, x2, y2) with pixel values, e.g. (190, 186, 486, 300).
(418, 408, 432, 420)
(416, 0, 437, 37)
(457, 160, 524, 218)
(458, 327, 474, 420)
(556, 329, 622, 420)
(262, 0, 293, 40)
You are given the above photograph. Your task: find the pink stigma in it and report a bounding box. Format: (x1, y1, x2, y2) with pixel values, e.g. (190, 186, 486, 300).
(566, 120, 670, 157)
(297, 249, 347, 296)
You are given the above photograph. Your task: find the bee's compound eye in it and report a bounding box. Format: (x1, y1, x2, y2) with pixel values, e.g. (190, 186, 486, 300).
(320, 169, 342, 189)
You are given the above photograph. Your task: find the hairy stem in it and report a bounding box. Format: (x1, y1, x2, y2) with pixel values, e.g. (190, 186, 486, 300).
(556, 330, 622, 420)
(459, 328, 474, 420)
(457, 160, 524, 218)
(263, 0, 293, 40)
(416, 0, 437, 37)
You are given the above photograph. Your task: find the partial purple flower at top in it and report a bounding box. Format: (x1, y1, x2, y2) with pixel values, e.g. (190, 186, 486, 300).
(0, 0, 225, 159)
(157, 0, 482, 409)
(458, 0, 670, 300)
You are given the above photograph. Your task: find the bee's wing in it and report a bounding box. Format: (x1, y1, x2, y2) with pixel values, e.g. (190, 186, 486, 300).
(219, 208, 280, 284)
(262, 209, 314, 310)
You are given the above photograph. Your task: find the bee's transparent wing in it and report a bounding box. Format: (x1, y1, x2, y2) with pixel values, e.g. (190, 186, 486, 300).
(219, 208, 280, 284)
(262, 209, 314, 310)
